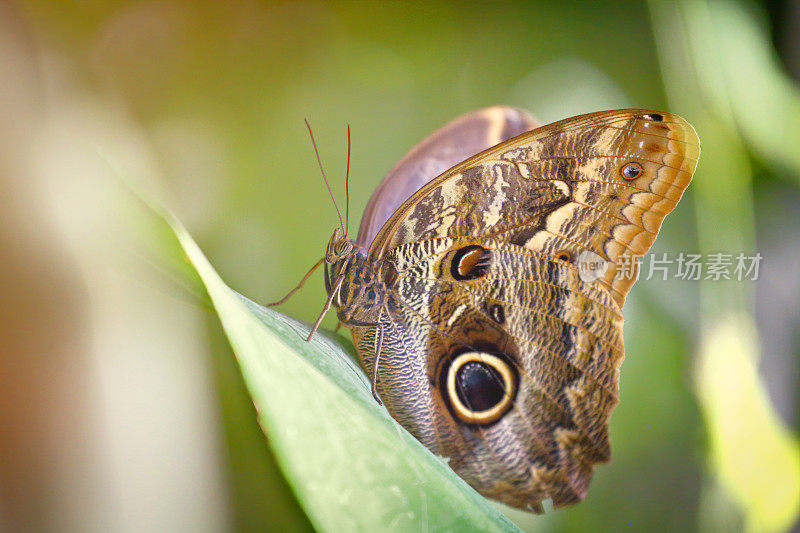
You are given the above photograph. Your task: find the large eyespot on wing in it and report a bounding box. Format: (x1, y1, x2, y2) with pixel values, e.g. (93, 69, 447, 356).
(381, 236, 625, 509)
(356, 106, 538, 248)
(368, 109, 700, 308)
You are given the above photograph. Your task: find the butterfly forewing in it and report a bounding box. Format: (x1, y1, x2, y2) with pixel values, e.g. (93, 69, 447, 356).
(373, 236, 625, 507)
(369, 109, 700, 307)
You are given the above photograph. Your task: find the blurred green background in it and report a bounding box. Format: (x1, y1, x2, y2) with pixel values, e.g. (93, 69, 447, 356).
(1, 1, 798, 531)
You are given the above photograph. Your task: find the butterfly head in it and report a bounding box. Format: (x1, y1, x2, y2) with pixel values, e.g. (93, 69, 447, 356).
(323, 227, 356, 304)
(324, 227, 355, 264)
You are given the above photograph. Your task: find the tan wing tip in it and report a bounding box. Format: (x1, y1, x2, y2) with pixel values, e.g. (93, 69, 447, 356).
(603, 110, 700, 308)
(633, 109, 701, 149)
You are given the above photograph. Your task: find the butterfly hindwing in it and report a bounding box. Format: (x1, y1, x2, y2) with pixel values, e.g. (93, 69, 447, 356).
(366, 235, 625, 508)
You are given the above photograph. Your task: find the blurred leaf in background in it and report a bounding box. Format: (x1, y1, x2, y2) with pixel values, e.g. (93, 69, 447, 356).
(0, 0, 798, 531)
(651, 1, 800, 531)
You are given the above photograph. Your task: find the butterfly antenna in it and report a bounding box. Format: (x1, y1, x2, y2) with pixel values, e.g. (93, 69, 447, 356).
(344, 124, 351, 236)
(305, 118, 344, 233)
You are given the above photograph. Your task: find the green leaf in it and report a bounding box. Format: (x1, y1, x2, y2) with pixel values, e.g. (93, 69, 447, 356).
(161, 212, 520, 532)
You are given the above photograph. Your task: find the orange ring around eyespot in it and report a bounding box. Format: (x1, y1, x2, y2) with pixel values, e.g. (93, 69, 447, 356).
(620, 161, 644, 180)
(446, 352, 516, 424)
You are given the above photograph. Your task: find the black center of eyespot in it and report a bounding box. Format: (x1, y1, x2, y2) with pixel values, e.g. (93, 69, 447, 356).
(451, 245, 490, 280)
(555, 250, 572, 263)
(455, 361, 506, 412)
(621, 162, 644, 180)
(643, 113, 664, 121)
(440, 350, 518, 425)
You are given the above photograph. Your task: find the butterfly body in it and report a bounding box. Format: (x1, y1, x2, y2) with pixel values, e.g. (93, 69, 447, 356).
(319, 107, 700, 511)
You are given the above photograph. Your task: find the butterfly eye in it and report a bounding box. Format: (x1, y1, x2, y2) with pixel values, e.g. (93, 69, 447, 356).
(442, 351, 517, 425)
(621, 162, 644, 180)
(335, 241, 350, 255)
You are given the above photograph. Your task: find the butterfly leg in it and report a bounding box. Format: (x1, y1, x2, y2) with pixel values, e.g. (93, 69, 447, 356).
(306, 273, 345, 342)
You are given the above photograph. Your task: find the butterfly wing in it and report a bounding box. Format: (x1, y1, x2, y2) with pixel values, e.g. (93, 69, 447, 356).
(353, 235, 624, 509)
(356, 106, 538, 248)
(369, 109, 700, 307)
(349, 109, 699, 510)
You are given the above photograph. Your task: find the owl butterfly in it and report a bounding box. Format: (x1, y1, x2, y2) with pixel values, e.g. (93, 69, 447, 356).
(281, 107, 699, 512)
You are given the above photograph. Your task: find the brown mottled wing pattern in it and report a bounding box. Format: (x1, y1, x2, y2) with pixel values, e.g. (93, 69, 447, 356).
(370, 109, 700, 307)
(356, 106, 538, 248)
(348, 109, 698, 510)
(353, 236, 624, 508)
